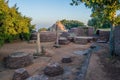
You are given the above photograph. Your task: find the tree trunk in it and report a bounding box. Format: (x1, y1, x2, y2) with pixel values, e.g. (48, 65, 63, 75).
(109, 22, 114, 56)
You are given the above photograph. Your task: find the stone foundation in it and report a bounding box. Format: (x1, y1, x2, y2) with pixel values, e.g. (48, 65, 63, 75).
(74, 36, 93, 44)
(59, 37, 70, 45)
(40, 31, 56, 42)
(5, 52, 33, 69)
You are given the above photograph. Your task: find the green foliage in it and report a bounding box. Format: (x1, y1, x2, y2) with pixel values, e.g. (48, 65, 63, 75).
(71, 0, 120, 24)
(88, 17, 102, 31)
(71, 0, 120, 55)
(0, 0, 35, 46)
(115, 14, 120, 25)
(38, 28, 47, 32)
(60, 19, 84, 29)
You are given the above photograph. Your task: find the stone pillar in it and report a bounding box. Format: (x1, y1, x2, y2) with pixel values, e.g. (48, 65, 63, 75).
(54, 24, 60, 48)
(36, 32, 41, 55)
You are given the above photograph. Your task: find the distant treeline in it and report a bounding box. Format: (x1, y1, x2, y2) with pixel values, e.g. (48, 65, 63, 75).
(60, 19, 85, 29)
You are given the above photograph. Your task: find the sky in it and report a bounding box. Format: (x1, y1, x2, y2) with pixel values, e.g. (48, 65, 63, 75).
(8, 0, 92, 29)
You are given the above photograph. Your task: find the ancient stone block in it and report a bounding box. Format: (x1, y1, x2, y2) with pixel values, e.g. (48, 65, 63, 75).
(61, 56, 72, 63)
(40, 31, 56, 42)
(59, 37, 70, 45)
(13, 68, 29, 80)
(44, 63, 64, 77)
(74, 36, 93, 44)
(5, 52, 33, 69)
(60, 32, 70, 38)
(98, 30, 110, 42)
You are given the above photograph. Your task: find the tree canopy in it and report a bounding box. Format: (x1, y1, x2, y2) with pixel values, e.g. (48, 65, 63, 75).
(71, 0, 120, 55)
(38, 28, 47, 32)
(60, 19, 85, 29)
(0, 0, 35, 46)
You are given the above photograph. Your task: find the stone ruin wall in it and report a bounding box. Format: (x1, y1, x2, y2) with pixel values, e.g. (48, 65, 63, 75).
(99, 30, 110, 41)
(30, 31, 56, 42)
(40, 31, 56, 42)
(69, 27, 94, 36)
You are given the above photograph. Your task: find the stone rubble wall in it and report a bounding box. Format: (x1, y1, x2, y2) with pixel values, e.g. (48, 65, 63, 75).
(99, 30, 110, 41)
(40, 31, 56, 42)
(30, 31, 57, 42)
(69, 27, 94, 36)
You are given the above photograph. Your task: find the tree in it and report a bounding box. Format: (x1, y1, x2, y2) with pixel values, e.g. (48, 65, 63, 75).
(87, 17, 102, 31)
(38, 28, 47, 32)
(0, 0, 35, 46)
(71, 0, 120, 56)
(60, 19, 84, 29)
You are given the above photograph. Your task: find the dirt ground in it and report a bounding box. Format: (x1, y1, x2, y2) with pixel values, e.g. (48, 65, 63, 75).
(85, 43, 120, 80)
(0, 41, 90, 80)
(0, 41, 120, 80)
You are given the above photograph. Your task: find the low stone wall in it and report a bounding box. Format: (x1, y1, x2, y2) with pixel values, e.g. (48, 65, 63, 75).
(114, 25, 120, 55)
(40, 31, 56, 42)
(99, 30, 110, 41)
(74, 36, 93, 44)
(69, 27, 94, 36)
(69, 28, 79, 36)
(60, 32, 70, 38)
(30, 31, 56, 42)
(88, 27, 94, 36)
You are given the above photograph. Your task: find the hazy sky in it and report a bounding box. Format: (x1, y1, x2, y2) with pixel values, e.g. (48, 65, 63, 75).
(8, 0, 120, 29)
(8, 0, 92, 29)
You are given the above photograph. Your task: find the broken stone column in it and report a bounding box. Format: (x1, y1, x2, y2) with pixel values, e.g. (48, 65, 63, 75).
(13, 68, 29, 80)
(61, 56, 72, 63)
(44, 63, 64, 77)
(5, 52, 33, 69)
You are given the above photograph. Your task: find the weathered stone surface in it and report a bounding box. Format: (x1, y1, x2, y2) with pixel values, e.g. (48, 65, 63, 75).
(114, 25, 120, 55)
(73, 50, 89, 55)
(5, 52, 33, 69)
(97, 30, 110, 42)
(30, 31, 57, 42)
(88, 27, 94, 36)
(74, 36, 93, 44)
(69, 27, 94, 36)
(59, 37, 70, 45)
(40, 31, 56, 42)
(26, 75, 48, 80)
(13, 68, 29, 80)
(60, 32, 70, 38)
(61, 56, 72, 63)
(44, 63, 64, 77)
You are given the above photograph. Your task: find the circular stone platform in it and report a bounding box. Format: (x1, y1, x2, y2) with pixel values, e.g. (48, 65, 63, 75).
(5, 52, 33, 69)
